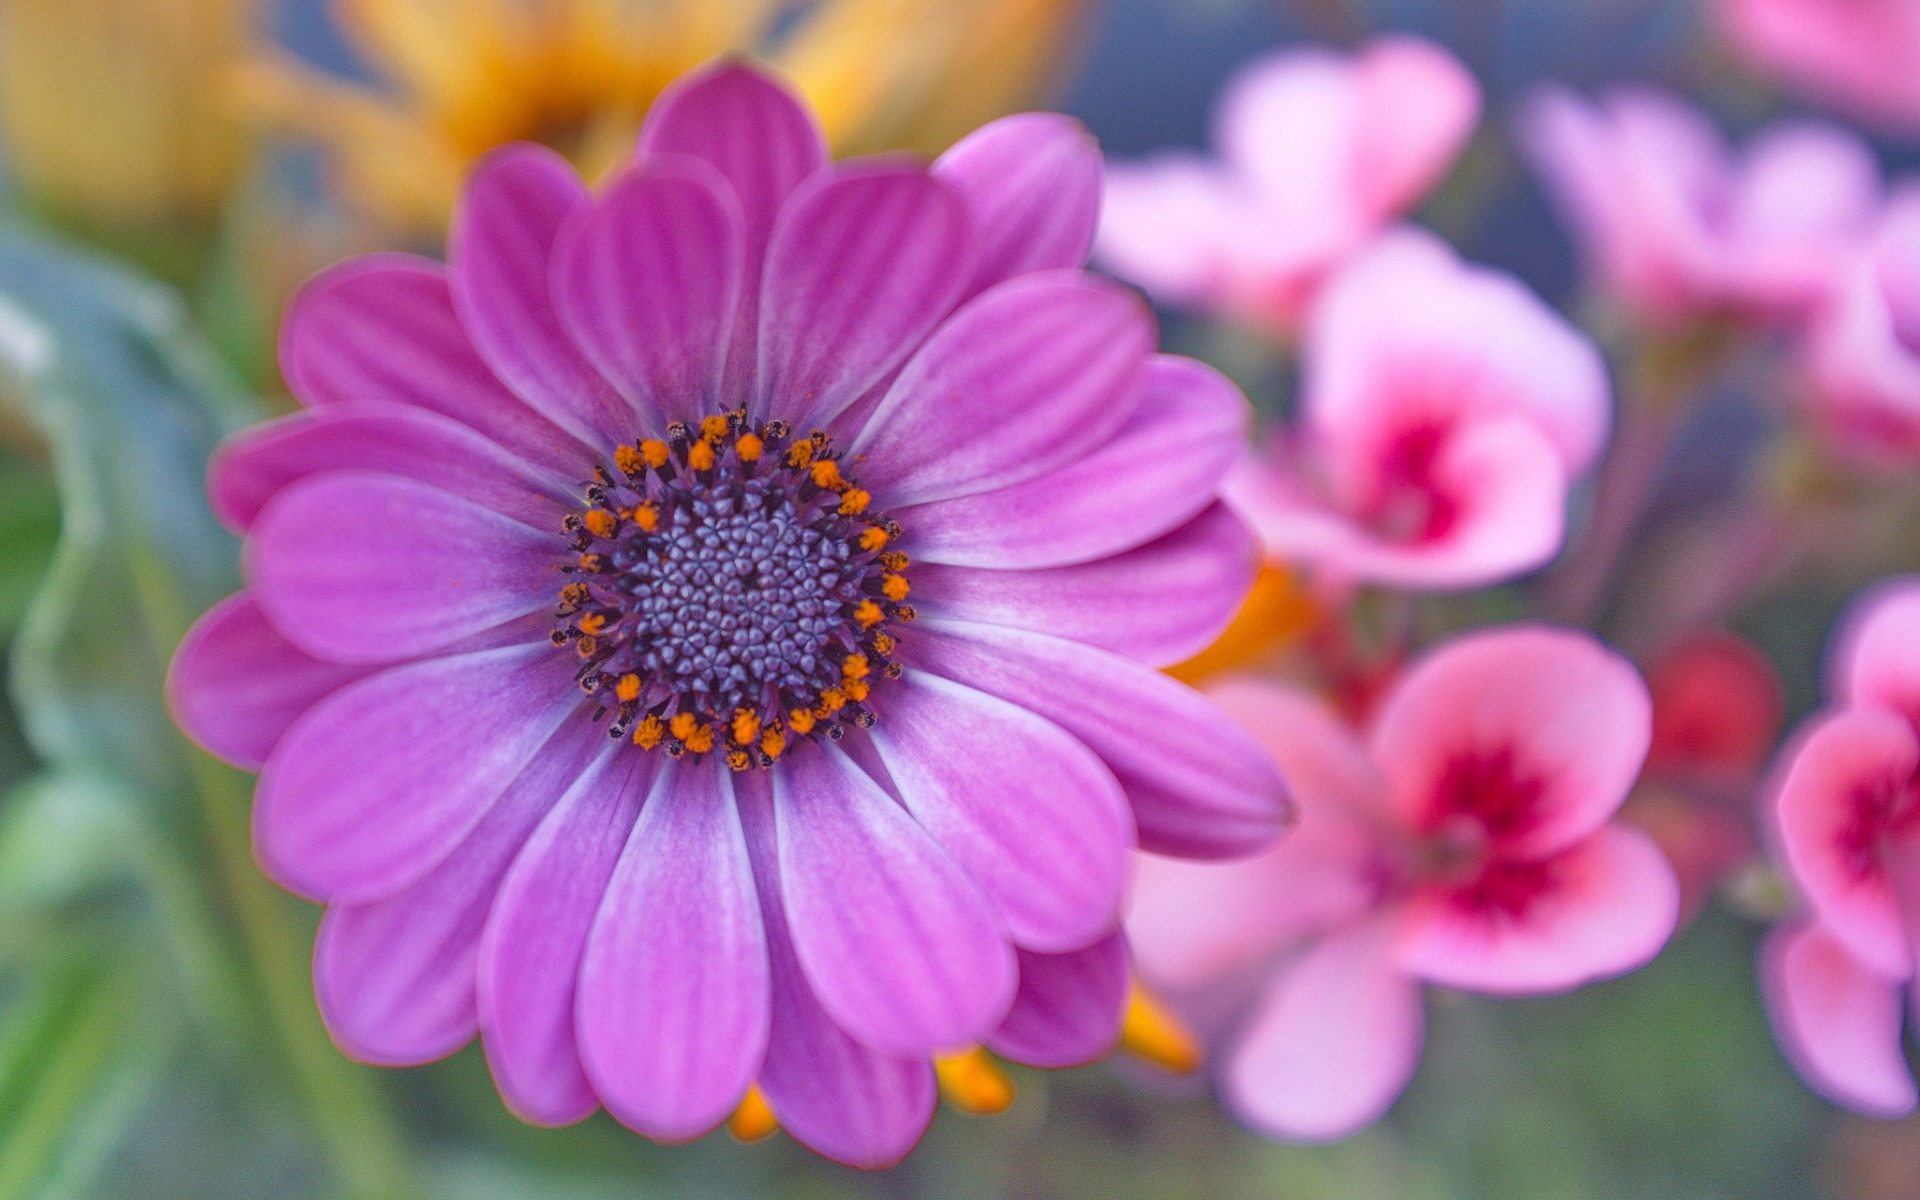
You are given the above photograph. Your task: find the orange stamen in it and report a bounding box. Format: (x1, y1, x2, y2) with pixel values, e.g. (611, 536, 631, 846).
(582, 509, 617, 539)
(935, 1048, 1016, 1116)
(1121, 983, 1203, 1074)
(727, 1086, 778, 1142)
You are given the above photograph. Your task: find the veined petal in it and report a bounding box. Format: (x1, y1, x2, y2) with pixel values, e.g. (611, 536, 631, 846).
(281, 253, 595, 474)
(934, 112, 1103, 300)
(578, 762, 768, 1141)
(166, 591, 374, 771)
(901, 354, 1249, 569)
(253, 642, 582, 904)
(909, 502, 1255, 668)
(906, 620, 1292, 860)
(854, 271, 1152, 506)
(451, 143, 636, 448)
(313, 719, 606, 1067)
(553, 157, 744, 430)
(773, 744, 1016, 1058)
(870, 670, 1133, 953)
(1762, 920, 1917, 1119)
(757, 160, 974, 430)
(987, 933, 1130, 1069)
(477, 750, 654, 1127)
(247, 472, 563, 664)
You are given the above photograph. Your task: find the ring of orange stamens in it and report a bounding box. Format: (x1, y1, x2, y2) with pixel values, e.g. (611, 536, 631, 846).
(552, 410, 911, 769)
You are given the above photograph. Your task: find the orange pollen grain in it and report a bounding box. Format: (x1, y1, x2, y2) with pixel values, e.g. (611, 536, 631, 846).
(838, 489, 870, 515)
(684, 724, 715, 754)
(577, 554, 602, 572)
(788, 708, 817, 735)
(614, 674, 641, 703)
(687, 440, 716, 471)
(727, 749, 752, 772)
(809, 459, 844, 490)
(817, 689, 846, 715)
(872, 633, 896, 655)
(632, 715, 665, 749)
(882, 575, 911, 602)
(761, 726, 787, 759)
(640, 440, 671, 468)
(859, 526, 889, 552)
(844, 679, 870, 702)
(614, 445, 645, 475)
(669, 712, 700, 741)
(879, 551, 910, 572)
(735, 432, 763, 462)
(583, 509, 617, 539)
(731, 709, 762, 746)
(578, 613, 608, 636)
(842, 654, 870, 681)
(786, 441, 814, 467)
(700, 415, 731, 441)
(854, 599, 885, 629)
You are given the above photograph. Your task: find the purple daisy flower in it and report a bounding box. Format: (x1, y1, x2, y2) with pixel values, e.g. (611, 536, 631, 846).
(167, 58, 1291, 1168)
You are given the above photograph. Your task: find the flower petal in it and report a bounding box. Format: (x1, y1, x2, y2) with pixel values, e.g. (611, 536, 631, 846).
(1346, 35, 1482, 221)
(578, 762, 768, 1141)
(450, 143, 637, 448)
(1829, 573, 1920, 725)
(854, 271, 1152, 506)
(1773, 707, 1920, 978)
(1397, 825, 1679, 994)
(553, 157, 743, 430)
(906, 620, 1292, 860)
(909, 502, 1255, 668)
(900, 354, 1248, 569)
(312, 720, 606, 1066)
(870, 670, 1133, 952)
(934, 112, 1102, 299)
(1225, 920, 1423, 1143)
(208, 402, 573, 535)
(166, 592, 373, 771)
(757, 161, 974, 430)
(740, 772, 936, 1169)
(1762, 919, 1917, 1119)
(987, 932, 1130, 1068)
(477, 750, 654, 1126)
(773, 743, 1015, 1058)
(638, 58, 827, 400)
(254, 642, 582, 904)
(281, 253, 595, 474)
(1370, 625, 1651, 858)
(248, 472, 563, 664)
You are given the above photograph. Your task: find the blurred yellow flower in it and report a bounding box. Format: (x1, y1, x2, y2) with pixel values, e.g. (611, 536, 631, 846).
(1167, 564, 1319, 686)
(0, 0, 255, 228)
(235, 0, 1090, 236)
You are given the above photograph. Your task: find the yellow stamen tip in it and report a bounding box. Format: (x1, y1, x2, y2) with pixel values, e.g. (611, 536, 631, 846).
(859, 526, 890, 552)
(726, 749, 751, 772)
(640, 440, 671, 469)
(838, 488, 870, 515)
(736, 432, 764, 462)
(872, 633, 896, 655)
(630, 502, 659, 533)
(786, 441, 814, 468)
(632, 715, 664, 750)
(841, 654, 870, 681)
(731, 708, 762, 747)
(760, 726, 787, 760)
(843, 679, 870, 703)
(684, 724, 715, 755)
(687, 441, 716, 472)
(615, 674, 641, 703)
(727, 1086, 778, 1143)
(809, 459, 844, 490)
(614, 445, 645, 476)
(854, 599, 885, 629)
(582, 509, 617, 539)
(882, 575, 911, 603)
(577, 613, 608, 637)
(669, 712, 699, 741)
(935, 1047, 1016, 1116)
(788, 708, 817, 735)
(1122, 984, 1203, 1075)
(700, 414, 731, 442)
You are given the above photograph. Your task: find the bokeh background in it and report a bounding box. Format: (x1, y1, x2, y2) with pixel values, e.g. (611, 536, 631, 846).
(1, 1, 1916, 1197)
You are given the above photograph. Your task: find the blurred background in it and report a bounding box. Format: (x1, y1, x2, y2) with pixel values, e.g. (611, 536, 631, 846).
(0, 0, 1916, 1197)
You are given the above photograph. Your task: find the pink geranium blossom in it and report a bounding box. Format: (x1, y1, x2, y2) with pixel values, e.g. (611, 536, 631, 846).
(1718, 0, 1920, 133)
(165, 59, 1292, 1168)
(1763, 577, 1920, 1118)
(1521, 84, 1880, 331)
(1798, 191, 1920, 467)
(1226, 229, 1610, 592)
(1127, 626, 1678, 1142)
(1095, 35, 1479, 335)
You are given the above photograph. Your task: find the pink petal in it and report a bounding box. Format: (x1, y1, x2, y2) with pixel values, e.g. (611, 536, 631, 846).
(1225, 920, 1423, 1143)
(854, 271, 1152, 506)
(247, 472, 562, 664)
(934, 112, 1102, 299)
(312, 720, 605, 1067)
(906, 621, 1292, 860)
(1762, 919, 1917, 1119)
(450, 143, 637, 448)
(756, 160, 974, 430)
(869, 670, 1133, 953)
(1773, 707, 1920, 978)
(1347, 36, 1482, 221)
(280, 254, 595, 474)
(1096, 156, 1265, 312)
(166, 591, 372, 771)
(987, 932, 1130, 1068)
(1306, 228, 1610, 477)
(253, 642, 582, 904)
(1370, 625, 1651, 858)
(1725, 122, 1881, 314)
(741, 772, 937, 1169)
(900, 353, 1248, 569)
(577, 762, 768, 1141)
(477, 750, 655, 1126)
(1129, 682, 1390, 989)
(773, 744, 1016, 1058)
(1830, 574, 1920, 726)
(1396, 825, 1679, 994)
(1879, 194, 1920, 356)
(1214, 48, 1362, 231)
(908, 502, 1256, 668)
(553, 157, 743, 431)
(208, 402, 574, 535)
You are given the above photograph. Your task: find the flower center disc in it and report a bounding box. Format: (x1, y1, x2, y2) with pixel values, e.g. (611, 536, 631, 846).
(553, 412, 911, 769)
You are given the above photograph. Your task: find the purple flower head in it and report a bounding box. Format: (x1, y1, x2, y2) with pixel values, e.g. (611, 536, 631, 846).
(166, 58, 1291, 1168)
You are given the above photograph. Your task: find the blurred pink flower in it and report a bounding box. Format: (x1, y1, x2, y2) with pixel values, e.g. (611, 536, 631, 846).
(1128, 627, 1676, 1142)
(1226, 229, 1610, 592)
(1718, 0, 1920, 133)
(1801, 189, 1920, 466)
(1095, 35, 1479, 336)
(1521, 84, 1880, 331)
(1765, 577, 1920, 1119)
